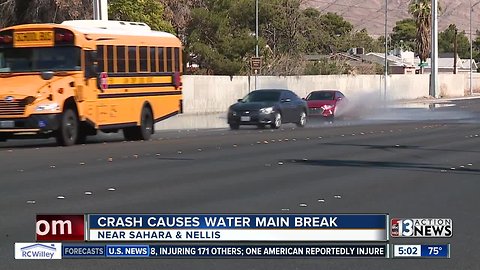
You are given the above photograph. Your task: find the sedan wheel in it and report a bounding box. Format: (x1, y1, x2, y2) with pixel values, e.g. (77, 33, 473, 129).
(296, 111, 307, 127)
(271, 113, 282, 129)
(326, 115, 335, 123)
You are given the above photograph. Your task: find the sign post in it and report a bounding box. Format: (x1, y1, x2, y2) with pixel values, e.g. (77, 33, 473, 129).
(251, 57, 262, 90)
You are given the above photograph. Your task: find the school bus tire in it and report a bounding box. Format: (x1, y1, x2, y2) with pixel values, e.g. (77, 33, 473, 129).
(140, 106, 154, 140)
(123, 106, 153, 141)
(56, 108, 79, 146)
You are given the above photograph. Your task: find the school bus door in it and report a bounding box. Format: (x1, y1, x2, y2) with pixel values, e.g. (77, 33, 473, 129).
(78, 50, 102, 126)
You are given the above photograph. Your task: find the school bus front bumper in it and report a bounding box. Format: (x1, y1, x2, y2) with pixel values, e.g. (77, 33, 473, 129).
(0, 114, 61, 136)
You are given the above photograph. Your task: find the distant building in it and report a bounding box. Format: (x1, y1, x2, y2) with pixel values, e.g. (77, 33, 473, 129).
(304, 49, 378, 74)
(362, 50, 477, 74)
(362, 50, 416, 74)
(418, 53, 478, 74)
(305, 48, 385, 74)
(304, 49, 478, 75)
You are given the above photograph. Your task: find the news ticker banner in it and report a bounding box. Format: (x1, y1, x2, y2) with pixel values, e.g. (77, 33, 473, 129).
(14, 243, 451, 259)
(36, 214, 388, 242)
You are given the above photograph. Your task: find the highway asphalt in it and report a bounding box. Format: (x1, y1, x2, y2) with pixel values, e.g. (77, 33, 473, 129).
(1, 99, 479, 269)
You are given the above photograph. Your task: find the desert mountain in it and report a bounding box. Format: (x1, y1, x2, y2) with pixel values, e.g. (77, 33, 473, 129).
(307, 0, 480, 38)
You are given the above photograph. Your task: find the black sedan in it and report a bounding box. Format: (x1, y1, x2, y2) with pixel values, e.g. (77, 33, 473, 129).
(227, 89, 308, 130)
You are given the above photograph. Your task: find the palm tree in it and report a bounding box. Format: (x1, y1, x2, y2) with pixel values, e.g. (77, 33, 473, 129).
(409, 0, 431, 74)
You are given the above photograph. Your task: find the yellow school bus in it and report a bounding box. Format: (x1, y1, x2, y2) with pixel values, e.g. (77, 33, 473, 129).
(0, 20, 182, 145)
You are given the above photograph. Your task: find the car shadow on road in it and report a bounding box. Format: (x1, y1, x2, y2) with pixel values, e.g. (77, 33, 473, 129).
(319, 142, 480, 154)
(285, 159, 480, 175)
(155, 157, 195, 161)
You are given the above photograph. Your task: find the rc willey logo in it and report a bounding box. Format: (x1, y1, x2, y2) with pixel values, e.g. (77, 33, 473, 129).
(15, 243, 62, 259)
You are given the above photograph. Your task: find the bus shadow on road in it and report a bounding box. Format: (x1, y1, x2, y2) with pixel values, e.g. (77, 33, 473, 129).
(0, 137, 127, 149)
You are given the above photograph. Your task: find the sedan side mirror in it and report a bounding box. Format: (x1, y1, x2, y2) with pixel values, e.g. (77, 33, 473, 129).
(237, 99, 243, 102)
(281, 98, 291, 103)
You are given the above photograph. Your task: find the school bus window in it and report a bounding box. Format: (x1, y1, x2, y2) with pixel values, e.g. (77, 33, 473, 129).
(128, 46, 136, 73)
(166, 47, 172, 72)
(139, 46, 148, 72)
(97, 45, 104, 72)
(0, 47, 80, 72)
(146, 47, 150, 72)
(0, 52, 7, 72)
(149, 47, 156, 72)
(117, 46, 126, 72)
(158, 47, 165, 72)
(174, 47, 180, 72)
(107, 45, 114, 72)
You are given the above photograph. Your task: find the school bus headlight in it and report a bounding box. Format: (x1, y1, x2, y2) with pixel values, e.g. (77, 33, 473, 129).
(35, 103, 60, 112)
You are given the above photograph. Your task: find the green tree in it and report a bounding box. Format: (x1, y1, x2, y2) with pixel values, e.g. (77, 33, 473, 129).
(304, 58, 352, 75)
(318, 12, 354, 53)
(390, 18, 416, 51)
(318, 12, 353, 36)
(439, 24, 470, 59)
(300, 11, 356, 54)
(183, 0, 380, 75)
(300, 8, 332, 54)
(472, 30, 480, 63)
(108, 0, 174, 32)
(474, 30, 480, 50)
(185, 0, 255, 75)
(160, 0, 206, 41)
(265, 0, 304, 54)
(409, 0, 432, 73)
(348, 29, 384, 53)
(260, 0, 297, 56)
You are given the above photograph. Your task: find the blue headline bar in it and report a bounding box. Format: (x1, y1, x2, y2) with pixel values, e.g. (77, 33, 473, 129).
(88, 214, 387, 229)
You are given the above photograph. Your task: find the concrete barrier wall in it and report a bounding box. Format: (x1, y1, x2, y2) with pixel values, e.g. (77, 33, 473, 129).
(462, 72, 480, 94)
(182, 76, 250, 115)
(181, 74, 470, 114)
(439, 74, 465, 97)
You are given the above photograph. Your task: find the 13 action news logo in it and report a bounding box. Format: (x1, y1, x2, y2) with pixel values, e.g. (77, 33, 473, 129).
(391, 218, 452, 237)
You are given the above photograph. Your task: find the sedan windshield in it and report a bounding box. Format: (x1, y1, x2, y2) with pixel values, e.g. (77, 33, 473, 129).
(307, 91, 335, 100)
(243, 91, 281, 102)
(0, 47, 81, 73)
